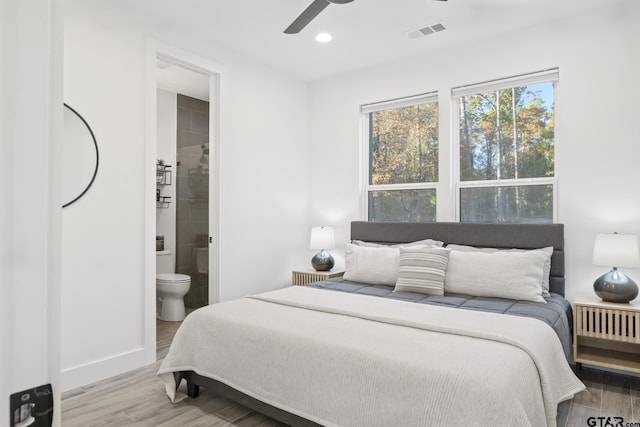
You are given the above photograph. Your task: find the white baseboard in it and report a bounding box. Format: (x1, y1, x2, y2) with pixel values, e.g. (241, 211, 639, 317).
(61, 347, 155, 392)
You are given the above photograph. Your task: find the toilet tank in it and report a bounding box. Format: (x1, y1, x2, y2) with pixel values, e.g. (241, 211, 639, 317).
(156, 250, 175, 274)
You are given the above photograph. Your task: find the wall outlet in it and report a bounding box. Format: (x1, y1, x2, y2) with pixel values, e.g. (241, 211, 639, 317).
(10, 384, 53, 427)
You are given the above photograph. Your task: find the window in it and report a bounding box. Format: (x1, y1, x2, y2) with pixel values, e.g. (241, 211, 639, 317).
(453, 70, 558, 223)
(362, 93, 439, 222)
(360, 70, 558, 224)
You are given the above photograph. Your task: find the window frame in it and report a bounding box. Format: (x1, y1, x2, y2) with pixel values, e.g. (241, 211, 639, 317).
(451, 69, 559, 223)
(361, 92, 439, 222)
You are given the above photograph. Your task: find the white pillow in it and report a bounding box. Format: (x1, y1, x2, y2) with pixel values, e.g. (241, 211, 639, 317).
(343, 243, 403, 286)
(447, 244, 553, 297)
(352, 238, 444, 248)
(394, 247, 450, 296)
(444, 250, 547, 303)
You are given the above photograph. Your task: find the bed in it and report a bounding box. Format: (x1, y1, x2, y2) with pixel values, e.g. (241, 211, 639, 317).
(158, 221, 585, 427)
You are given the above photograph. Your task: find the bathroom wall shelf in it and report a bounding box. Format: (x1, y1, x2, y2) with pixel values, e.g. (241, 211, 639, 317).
(156, 162, 172, 209)
(157, 164, 172, 185)
(156, 196, 172, 208)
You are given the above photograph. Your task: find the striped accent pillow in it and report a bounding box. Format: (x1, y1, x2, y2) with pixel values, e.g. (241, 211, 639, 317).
(394, 247, 450, 296)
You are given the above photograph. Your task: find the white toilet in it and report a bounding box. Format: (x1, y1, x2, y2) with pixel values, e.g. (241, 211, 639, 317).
(156, 250, 191, 321)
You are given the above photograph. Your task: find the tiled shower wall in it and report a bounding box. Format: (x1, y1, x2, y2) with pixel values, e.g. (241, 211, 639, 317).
(176, 94, 209, 309)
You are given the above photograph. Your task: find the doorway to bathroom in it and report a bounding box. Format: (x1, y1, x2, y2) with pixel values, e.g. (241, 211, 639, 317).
(157, 89, 210, 304)
(153, 50, 220, 356)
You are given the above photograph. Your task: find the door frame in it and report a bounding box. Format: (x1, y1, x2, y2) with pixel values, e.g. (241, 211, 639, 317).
(144, 39, 224, 362)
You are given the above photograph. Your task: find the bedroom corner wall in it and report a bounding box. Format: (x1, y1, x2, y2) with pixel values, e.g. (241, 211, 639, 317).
(307, 2, 640, 303)
(62, 0, 310, 390)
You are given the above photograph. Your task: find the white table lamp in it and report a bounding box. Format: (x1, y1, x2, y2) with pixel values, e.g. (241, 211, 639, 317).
(310, 226, 335, 271)
(592, 233, 640, 303)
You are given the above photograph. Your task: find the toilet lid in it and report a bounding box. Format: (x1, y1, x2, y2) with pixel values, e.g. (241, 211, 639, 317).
(157, 273, 191, 283)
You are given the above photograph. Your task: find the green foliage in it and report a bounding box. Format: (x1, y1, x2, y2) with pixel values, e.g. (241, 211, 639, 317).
(460, 185, 553, 223)
(370, 103, 439, 185)
(368, 102, 438, 222)
(368, 189, 436, 222)
(366, 81, 555, 223)
(458, 82, 555, 223)
(459, 83, 555, 181)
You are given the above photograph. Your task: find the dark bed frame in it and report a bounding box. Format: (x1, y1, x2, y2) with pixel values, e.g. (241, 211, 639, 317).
(173, 221, 566, 426)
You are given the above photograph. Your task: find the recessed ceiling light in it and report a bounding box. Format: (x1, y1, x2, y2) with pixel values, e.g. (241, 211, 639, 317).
(315, 33, 332, 43)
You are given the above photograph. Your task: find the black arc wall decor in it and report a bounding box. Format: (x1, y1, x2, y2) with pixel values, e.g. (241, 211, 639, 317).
(63, 103, 99, 208)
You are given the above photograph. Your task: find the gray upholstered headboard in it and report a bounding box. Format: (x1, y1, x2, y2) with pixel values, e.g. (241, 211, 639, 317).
(350, 221, 565, 297)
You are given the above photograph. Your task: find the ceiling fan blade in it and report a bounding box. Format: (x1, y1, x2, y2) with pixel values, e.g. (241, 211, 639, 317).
(284, 0, 330, 34)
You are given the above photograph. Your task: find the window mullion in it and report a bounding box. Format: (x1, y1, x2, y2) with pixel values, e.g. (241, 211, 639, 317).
(458, 177, 556, 188)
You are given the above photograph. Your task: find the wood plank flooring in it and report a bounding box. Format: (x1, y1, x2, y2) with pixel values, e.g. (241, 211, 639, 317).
(61, 319, 640, 426)
(62, 319, 286, 427)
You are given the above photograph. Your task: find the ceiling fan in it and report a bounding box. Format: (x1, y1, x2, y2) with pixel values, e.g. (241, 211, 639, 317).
(284, 0, 448, 34)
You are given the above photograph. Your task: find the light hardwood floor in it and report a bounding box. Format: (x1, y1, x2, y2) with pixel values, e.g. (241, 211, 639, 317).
(61, 319, 640, 426)
(62, 319, 286, 427)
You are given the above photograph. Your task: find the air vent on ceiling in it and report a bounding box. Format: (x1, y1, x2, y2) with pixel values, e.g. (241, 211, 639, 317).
(408, 22, 446, 39)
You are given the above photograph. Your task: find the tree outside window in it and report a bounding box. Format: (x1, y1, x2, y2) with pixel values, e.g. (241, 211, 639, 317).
(364, 96, 439, 222)
(360, 70, 558, 224)
(456, 74, 557, 223)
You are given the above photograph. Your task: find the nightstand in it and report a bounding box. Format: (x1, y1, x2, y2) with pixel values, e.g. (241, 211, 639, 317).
(292, 269, 345, 286)
(573, 295, 640, 374)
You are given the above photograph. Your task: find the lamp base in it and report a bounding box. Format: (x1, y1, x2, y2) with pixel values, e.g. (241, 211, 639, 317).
(311, 249, 334, 272)
(594, 268, 638, 303)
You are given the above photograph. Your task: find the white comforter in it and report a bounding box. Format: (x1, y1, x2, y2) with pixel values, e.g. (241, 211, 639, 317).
(158, 286, 584, 427)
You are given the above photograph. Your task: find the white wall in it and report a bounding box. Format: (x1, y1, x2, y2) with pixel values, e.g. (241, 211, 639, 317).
(1, 0, 63, 425)
(308, 2, 640, 302)
(156, 89, 177, 259)
(62, 1, 310, 390)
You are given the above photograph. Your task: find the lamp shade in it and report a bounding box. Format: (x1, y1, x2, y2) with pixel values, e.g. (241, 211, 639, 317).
(310, 226, 335, 250)
(592, 233, 640, 268)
